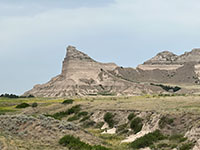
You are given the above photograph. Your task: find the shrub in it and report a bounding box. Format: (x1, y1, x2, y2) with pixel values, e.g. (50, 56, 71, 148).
(67, 105, 81, 114)
(78, 111, 88, 117)
(130, 130, 165, 149)
(95, 122, 104, 129)
(130, 117, 143, 134)
(31, 102, 38, 108)
(157, 143, 170, 148)
(27, 94, 34, 98)
(67, 115, 80, 121)
(59, 135, 111, 150)
(80, 115, 90, 122)
(16, 103, 30, 108)
(159, 116, 174, 129)
(128, 113, 136, 121)
(104, 112, 115, 128)
(169, 134, 187, 143)
(82, 120, 96, 128)
(180, 143, 194, 150)
(62, 99, 74, 105)
(150, 83, 181, 92)
(116, 123, 128, 134)
(47, 105, 81, 120)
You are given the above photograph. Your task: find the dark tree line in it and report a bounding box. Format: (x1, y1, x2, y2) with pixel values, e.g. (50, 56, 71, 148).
(0, 93, 34, 99)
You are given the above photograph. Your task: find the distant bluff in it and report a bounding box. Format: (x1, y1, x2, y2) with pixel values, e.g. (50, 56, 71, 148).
(24, 46, 162, 97)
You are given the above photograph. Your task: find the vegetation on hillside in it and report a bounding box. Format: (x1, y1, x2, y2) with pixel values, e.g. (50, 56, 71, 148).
(150, 83, 181, 92)
(59, 135, 111, 150)
(104, 112, 115, 128)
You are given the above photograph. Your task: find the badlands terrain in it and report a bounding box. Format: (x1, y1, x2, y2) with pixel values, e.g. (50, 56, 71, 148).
(2, 46, 200, 149)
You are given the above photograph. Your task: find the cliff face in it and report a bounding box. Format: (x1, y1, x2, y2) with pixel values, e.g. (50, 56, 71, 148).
(24, 46, 161, 97)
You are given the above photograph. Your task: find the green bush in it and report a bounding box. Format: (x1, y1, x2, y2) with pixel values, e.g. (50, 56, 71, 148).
(159, 116, 174, 129)
(68, 115, 80, 121)
(31, 102, 38, 108)
(80, 115, 90, 122)
(130, 117, 143, 134)
(78, 111, 88, 117)
(104, 112, 115, 128)
(157, 143, 170, 148)
(169, 134, 187, 143)
(62, 99, 74, 105)
(47, 105, 81, 120)
(116, 123, 128, 133)
(128, 113, 136, 121)
(16, 103, 30, 108)
(130, 130, 165, 149)
(150, 83, 181, 92)
(95, 122, 104, 129)
(180, 143, 194, 150)
(59, 135, 111, 150)
(67, 105, 81, 114)
(82, 120, 96, 128)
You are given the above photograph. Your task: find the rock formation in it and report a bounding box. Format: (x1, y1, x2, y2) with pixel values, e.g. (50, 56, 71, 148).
(24, 46, 200, 97)
(112, 48, 200, 84)
(24, 46, 162, 97)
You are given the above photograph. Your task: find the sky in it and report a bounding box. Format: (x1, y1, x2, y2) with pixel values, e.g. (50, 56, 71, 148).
(1, 0, 200, 95)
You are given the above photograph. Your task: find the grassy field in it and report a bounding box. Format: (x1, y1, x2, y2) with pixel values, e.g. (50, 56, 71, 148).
(1, 95, 200, 115)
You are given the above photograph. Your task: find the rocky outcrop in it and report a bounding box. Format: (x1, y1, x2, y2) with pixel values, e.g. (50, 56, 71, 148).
(144, 51, 178, 65)
(114, 48, 200, 85)
(24, 46, 162, 97)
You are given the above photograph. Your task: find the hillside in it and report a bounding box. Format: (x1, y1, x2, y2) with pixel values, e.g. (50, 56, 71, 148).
(1, 96, 200, 150)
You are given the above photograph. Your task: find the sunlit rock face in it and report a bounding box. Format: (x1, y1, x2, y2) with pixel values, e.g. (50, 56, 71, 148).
(24, 46, 159, 97)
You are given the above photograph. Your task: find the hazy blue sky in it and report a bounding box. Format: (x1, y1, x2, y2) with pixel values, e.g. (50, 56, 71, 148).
(1, 0, 200, 95)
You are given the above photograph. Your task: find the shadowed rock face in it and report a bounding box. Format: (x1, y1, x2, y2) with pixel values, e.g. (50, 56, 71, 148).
(24, 46, 161, 97)
(113, 49, 200, 84)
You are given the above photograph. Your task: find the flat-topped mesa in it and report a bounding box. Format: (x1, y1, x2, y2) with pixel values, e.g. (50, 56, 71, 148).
(144, 51, 178, 65)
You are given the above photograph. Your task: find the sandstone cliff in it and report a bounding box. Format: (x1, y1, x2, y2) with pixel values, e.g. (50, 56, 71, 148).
(24, 46, 161, 97)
